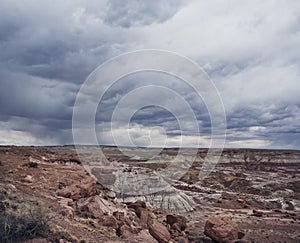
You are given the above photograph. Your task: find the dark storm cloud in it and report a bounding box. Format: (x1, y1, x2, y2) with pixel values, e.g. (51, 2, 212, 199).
(0, 69, 76, 144)
(0, 70, 75, 119)
(225, 103, 300, 148)
(0, 0, 188, 145)
(94, 71, 211, 139)
(0, 0, 299, 148)
(0, 0, 128, 83)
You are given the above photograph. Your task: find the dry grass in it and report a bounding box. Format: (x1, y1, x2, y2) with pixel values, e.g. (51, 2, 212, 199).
(0, 188, 50, 242)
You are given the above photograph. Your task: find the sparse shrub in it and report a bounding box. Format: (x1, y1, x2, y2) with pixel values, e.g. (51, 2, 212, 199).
(22, 162, 38, 168)
(0, 190, 50, 242)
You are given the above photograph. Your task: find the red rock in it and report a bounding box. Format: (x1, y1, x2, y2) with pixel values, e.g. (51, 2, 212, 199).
(177, 237, 188, 243)
(113, 211, 129, 228)
(57, 177, 99, 200)
(148, 221, 171, 243)
(204, 217, 239, 243)
(127, 200, 146, 211)
(166, 214, 187, 231)
(117, 224, 133, 238)
(81, 199, 103, 219)
(99, 215, 118, 229)
(171, 223, 182, 232)
(136, 207, 152, 227)
(79, 177, 99, 195)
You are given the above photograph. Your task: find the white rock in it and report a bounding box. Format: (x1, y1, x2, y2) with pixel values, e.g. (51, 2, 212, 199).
(23, 175, 33, 183)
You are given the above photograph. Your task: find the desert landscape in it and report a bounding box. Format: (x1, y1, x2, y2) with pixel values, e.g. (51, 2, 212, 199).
(1, 1, 300, 243)
(0, 146, 299, 242)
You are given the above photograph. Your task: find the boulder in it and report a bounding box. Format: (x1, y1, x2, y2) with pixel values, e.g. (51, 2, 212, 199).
(136, 207, 152, 227)
(57, 177, 99, 200)
(166, 214, 187, 231)
(126, 200, 146, 211)
(99, 215, 118, 229)
(117, 223, 141, 237)
(80, 199, 103, 219)
(117, 224, 133, 238)
(204, 217, 239, 243)
(148, 221, 171, 243)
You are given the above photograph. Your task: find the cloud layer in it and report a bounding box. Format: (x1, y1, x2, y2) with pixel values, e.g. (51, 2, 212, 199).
(0, 0, 299, 149)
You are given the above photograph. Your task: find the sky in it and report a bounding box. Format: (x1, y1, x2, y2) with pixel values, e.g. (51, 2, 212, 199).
(0, 0, 299, 149)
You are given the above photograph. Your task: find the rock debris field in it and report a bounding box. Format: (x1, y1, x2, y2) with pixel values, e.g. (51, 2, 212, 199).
(0, 146, 299, 242)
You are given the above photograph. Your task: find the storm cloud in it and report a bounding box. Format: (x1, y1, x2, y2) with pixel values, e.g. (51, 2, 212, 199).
(0, 0, 299, 149)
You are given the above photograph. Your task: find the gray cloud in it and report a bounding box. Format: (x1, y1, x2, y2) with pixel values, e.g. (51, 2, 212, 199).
(0, 0, 299, 149)
(104, 0, 184, 28)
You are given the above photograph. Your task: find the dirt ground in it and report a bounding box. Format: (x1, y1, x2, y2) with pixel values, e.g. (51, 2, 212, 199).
(0, 146, 299, 242)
